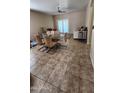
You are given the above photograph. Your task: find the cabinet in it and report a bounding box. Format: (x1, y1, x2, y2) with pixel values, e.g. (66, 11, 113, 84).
(73, 31, 87, 39)
(73, 31, 83, 39)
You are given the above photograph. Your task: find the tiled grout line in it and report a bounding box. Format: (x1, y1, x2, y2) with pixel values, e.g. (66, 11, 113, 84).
(30, 55, 54, 81)
(31, 53, 68, 92)
(31, 74, 66, 93)
(31, 73, 46, 91)
(66, 65, 93, 82)
(44, 60, 60, 82)
(31, 62, 92, 92)
(31, 38, 93, 93)
(41, 56, 70, 92)
(47, 61, 67, 86)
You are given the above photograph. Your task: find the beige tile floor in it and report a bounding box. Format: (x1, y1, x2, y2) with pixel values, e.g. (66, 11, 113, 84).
(30, 38, 94, 93)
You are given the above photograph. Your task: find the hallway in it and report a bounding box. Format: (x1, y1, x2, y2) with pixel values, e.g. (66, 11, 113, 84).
(30, 38, 94, 93)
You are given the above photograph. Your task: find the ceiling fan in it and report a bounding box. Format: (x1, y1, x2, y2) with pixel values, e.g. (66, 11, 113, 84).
(57, 6, 66, 13)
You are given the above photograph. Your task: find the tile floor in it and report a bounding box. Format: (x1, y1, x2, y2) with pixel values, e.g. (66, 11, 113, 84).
(30, 38, 94, 93)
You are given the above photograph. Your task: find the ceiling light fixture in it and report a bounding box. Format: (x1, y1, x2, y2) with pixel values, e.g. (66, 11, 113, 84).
(57, 0, 67, 13)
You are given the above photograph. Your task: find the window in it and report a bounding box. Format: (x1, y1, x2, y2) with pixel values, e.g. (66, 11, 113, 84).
(58, 19, 69, 33)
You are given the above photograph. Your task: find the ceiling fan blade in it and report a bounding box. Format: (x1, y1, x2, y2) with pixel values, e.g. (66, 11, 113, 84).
(61, 11, 66, 13)
(57, 6, 66, 13)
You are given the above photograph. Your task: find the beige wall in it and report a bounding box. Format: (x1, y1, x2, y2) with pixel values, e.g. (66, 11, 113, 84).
(86, 0, 94, 44)
(30, 10, 54, 40)
(86, 0, 94, 67)
(55, 10, 87, 33)
(90, 29, 94, 67)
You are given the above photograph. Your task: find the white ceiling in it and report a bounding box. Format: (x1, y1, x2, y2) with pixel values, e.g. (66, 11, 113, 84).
(30, 0, 90, 15)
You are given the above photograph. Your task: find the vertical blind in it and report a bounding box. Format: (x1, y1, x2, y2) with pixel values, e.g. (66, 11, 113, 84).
(58, 19, 69, 33)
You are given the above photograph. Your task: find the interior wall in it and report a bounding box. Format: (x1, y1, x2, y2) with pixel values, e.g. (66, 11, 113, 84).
(55, 10, 87, 33)
(90, 29, 94, 67)
(86, 0, 94, 67)
(30, 10, 54, 40)
(86, 0, 94, 44)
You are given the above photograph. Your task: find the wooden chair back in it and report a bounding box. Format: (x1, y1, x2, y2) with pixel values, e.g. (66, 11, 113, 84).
(35, 34, 43, 45)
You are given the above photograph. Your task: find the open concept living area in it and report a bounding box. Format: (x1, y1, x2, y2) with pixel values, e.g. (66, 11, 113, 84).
(30, 0, 94, 93)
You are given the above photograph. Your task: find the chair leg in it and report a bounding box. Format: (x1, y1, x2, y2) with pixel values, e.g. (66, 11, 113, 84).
(38, 46, 44, 50)
(46, 48, 50, 53)
(41, 47, 48, 52)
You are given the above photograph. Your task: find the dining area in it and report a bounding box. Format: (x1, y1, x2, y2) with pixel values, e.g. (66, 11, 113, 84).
(31, 27, 70, 53)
